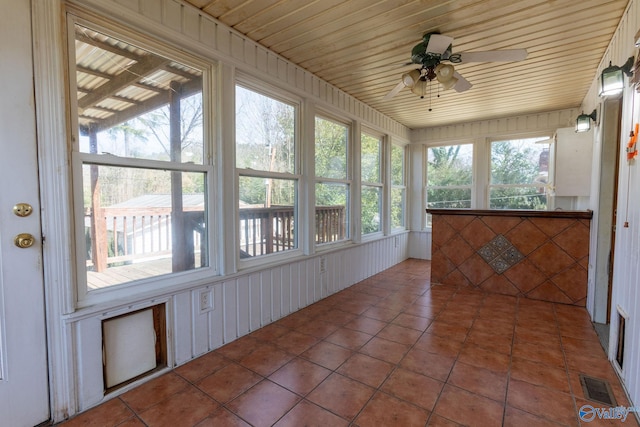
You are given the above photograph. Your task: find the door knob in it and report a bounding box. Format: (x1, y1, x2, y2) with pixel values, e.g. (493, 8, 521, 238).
(14, 233, 35, 248)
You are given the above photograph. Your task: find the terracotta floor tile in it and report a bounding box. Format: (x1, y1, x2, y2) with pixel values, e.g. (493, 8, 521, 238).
(215, 336, 261, 361)
(238, 342, 294, 376)
(359, 336, 411, 364)
(512, 340, 566, 369)
(343, 316, 387, 335)
(510, 357, 571, 393)
(336, 353, 394, 388)
(324, 327, 373, 350)
(391, 312, 433, 330)
(362, 306, 401, 322)
(59, 398, 134, 427)
(120, 372, 190, 413)
(273, 400, 349, 427)
(300, 340, 353, 370)
(447, 361, 508, 402)
(226, 380, 300, 427)
(268, 357, 331, 396)
(306, 373, 375, 421)
(507, 379, 579, 426)
(400, 347, 456, 381)
(376, 323, 422, 345)
(426, 320, 469, 342)
(249, 323, 290, 342)
(458, 344, 511, 374)
(196, 363, 262, 403)
(137, 387, 219, 427)
(274, 330, 319, 355)
(294, 319, 339, 338)
(427, 414, 464, 426)
(59, 260, 638, 427)
(466, 328, 513, 355)
(381, 367, 444, 411)
(414, 333, 464, 358)
(503, 406, 567, 427)
(174, 351, 230, 383)
(434, 385, 505, 427)
(354, 391, 430, 427)
(196, 407, 251, 426)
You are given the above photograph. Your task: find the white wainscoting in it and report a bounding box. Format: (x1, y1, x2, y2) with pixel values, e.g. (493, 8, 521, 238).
(71, 233, 409, 411)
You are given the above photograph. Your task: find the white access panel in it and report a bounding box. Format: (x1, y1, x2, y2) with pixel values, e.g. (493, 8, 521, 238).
(554, 127, 593, 197)
(103, 309, 156, 388)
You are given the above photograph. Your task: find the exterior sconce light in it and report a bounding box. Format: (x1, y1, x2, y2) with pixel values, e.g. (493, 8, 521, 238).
(599, 57, 635, 97)
(576, 109, 597, 132)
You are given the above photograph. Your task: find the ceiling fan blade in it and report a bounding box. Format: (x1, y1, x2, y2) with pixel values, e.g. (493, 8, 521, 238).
(452, 72, 472, 92)
(451, 49, 528, 63)
(426, 34, 454, 55)
(383, 81, 405, 100)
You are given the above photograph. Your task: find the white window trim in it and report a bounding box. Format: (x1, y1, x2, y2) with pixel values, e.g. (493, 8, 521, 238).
(67, 13, 217, 307)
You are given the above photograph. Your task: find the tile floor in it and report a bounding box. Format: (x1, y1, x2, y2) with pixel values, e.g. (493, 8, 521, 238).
(58, 259, 639, 427)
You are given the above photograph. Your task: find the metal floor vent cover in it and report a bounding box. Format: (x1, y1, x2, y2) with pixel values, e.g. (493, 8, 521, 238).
(579, 374, 617, 406)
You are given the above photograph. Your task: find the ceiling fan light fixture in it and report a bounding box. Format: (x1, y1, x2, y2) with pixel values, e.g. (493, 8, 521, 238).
(435, 63, 455, 82)
(410, 79, 429, 98)
(440, 76, 459, 90)
(402, 69, 421, 88)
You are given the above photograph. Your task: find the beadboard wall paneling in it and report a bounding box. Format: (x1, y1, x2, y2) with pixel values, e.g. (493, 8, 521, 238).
(603, 0, 640, 408)
(411, 108, 579, 143)
(175, 233, 409, 366)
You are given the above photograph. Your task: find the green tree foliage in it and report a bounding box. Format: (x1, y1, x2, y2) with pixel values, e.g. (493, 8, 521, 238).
(490, 140, 547, 209)
(427, 144, 473, 209)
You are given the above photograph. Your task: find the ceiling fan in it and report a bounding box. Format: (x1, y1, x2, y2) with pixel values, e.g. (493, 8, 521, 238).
(383, 33, 528, 100)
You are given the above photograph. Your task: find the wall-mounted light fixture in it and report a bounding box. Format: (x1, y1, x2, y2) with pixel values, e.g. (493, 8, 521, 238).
(599, 57, 635, 97)
(576, 109, 597, 132)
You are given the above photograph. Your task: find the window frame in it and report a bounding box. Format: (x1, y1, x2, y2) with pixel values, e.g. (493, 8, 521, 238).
(314, 112, 352, 247)
(424, 142, 474, 227)
(67, 14, 217, 306)
(390, 143, 407, 231)
(235, 79, 303, 267)
(360, 129, 385, 237)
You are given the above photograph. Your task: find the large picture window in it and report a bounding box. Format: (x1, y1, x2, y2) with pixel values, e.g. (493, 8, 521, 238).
(315, 116, 350, 244)
(70, 21, 212, 296)
(236, 84, 299, 259)
(361, 131, 384, 235)
(489, 137, 551, 209)
(426, 143, 473, 224)
(391, 144, 407, 230)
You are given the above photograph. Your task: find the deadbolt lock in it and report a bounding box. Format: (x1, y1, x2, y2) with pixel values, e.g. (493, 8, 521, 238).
(14, 233, 35, 248)
(13, 203, 33, 217)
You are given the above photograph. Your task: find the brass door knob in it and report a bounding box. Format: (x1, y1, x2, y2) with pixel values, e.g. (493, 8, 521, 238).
(14, 233, 35, 248)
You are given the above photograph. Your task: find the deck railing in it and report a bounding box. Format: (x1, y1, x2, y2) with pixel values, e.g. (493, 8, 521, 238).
(86, 205, 345, 270)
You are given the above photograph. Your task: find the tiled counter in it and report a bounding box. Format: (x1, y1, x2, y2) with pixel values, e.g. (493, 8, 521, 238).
(427, 209, 592, 306)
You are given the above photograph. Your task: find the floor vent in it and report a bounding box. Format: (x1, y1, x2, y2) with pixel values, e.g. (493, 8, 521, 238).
(579, 374, 617, 406)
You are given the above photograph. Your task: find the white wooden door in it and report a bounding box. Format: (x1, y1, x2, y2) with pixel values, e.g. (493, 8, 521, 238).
(0, 0, 50, 425)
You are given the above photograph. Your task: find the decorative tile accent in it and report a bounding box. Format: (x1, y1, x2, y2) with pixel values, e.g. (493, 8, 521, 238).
(478, 235, 524, 274)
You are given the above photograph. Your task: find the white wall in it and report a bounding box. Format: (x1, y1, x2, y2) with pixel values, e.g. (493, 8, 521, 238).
(31, 0, 413, 420)
(583, 0, 640, 408)
(407, 108, 581, 260)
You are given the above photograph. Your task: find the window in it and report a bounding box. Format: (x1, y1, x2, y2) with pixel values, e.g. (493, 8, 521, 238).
(426, 143, 473, 224)
(70, 21, 212, 296)
(361, 131, 384, 235)
(315, 116, 350, 244)
(489, 137, 551, 209)
(391, 144, 406, 229)
(236, 84, 299, 259)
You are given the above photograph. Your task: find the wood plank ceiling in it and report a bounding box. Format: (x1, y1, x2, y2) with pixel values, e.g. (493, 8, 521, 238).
(182, 0, 629, 129)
